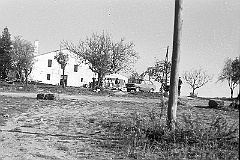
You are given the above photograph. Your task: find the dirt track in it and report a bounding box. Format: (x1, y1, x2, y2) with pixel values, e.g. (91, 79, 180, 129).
(0, 91, 163, 103)
(0, 92, 162, 160)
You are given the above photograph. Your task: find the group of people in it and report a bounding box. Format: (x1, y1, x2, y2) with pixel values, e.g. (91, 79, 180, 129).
(102, 78, 126, 90)
(163, 77, 182, 96)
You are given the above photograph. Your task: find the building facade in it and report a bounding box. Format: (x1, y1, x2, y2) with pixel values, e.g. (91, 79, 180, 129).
(30, 41, 96, 87)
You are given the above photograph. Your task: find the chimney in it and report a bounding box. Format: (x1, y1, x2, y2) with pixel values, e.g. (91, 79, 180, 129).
(34, 40, 39, 55)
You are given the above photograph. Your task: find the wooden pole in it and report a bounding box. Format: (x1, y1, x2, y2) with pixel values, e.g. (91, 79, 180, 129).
(167, 0, 183, 130)
(239, 54, 240, 100)
(165, 46, 169, 85)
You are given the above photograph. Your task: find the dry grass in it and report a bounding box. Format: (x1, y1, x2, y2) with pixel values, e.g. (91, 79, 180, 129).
(0, 92, 239, 159)
(97, 104, 239, 159)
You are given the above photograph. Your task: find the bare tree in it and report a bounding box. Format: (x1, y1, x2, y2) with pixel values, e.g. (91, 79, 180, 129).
(11, 36, 35, 85)
(54, 51, 69, 88)
(63, 31, 139, 87)
(183, 68, 213, 96)
(218, 57, 240, 98)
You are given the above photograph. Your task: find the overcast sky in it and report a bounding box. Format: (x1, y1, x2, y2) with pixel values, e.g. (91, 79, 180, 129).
(0, 0, 239, 97)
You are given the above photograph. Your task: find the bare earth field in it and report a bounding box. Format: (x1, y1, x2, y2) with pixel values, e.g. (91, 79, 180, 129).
(0, 91, 239, 160)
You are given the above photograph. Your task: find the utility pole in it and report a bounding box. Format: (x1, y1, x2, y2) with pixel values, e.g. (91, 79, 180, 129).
(165, 46, 169, 86)
(239, 54, 240, 102)
(161, 46, 169, 94)
(167, 0, 183, 130)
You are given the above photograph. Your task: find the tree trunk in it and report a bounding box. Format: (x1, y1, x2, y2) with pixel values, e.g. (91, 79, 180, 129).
(98, 74, 100, 87)
(17, 70, 22, 82)
(230, 88, 233, 99)
(97, 73, 103, 88)
(62, 68, 65, 88)
(24, 70, 28, 86)
(1, 66, 8, 80)
(18, 70, 24, 84)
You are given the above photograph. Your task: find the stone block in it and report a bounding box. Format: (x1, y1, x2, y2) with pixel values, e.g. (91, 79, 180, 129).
(37, 93, 45, 99)
(44, 93, 55, 100)
(37, 93, 56, 100)
(208, 99, 224, 108)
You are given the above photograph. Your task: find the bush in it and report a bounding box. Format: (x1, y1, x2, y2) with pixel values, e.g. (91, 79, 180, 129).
(190, 92, 198, 97)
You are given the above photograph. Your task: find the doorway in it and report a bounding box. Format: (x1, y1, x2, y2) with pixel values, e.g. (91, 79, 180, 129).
(60, 75, 68, 86)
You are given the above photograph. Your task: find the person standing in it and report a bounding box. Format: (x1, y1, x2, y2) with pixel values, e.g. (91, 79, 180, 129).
(115, 78, 120, 89)
(178, 77, 182, 96)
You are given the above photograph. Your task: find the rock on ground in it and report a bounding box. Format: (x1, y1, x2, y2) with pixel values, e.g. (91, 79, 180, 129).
(208, 99, 224, 108)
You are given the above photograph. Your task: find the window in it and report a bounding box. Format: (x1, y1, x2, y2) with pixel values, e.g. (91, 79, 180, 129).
(48, 59, 52, 67)
(81, 78, 83, 82)
(47, 74, 51, 80)
(74, 65, 78, 72)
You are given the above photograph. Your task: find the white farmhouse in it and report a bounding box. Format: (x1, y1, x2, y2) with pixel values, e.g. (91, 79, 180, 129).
(30, 41, 96, 87)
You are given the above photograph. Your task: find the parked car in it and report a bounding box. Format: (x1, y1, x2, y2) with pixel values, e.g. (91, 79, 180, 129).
(125, 80, 156, 92)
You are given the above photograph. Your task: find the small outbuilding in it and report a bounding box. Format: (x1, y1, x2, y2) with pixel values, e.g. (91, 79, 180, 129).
(104, 73, 128, 90)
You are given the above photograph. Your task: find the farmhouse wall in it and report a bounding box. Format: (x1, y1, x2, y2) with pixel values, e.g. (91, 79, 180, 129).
(30, 48, 96, 87)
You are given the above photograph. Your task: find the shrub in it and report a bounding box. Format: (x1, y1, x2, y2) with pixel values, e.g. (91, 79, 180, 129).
(190, 92, 198, 97)
(98, 103, 239, 159)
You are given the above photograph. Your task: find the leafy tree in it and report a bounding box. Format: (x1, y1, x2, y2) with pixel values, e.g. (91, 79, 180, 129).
(154, 60, 171, 84)
(142, 59, 171, 92)
(231, 58, 240, 84)
(11, 36, 35, 85)
(218, 57, 240, 98)
(54, 51, 69, 88)
(129, 71, 142, 83)
(63, 31, 139, 87)
(0, 27, 12, 79)
(183, 68, 213, 96)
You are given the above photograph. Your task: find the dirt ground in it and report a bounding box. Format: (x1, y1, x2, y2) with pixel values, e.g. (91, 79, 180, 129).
(0, 92, 163, 160)
(0, 92, 162, 103)
(0, 92, 238, 160)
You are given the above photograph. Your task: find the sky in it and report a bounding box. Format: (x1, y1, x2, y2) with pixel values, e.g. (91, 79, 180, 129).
(0, 0, 239, 98)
